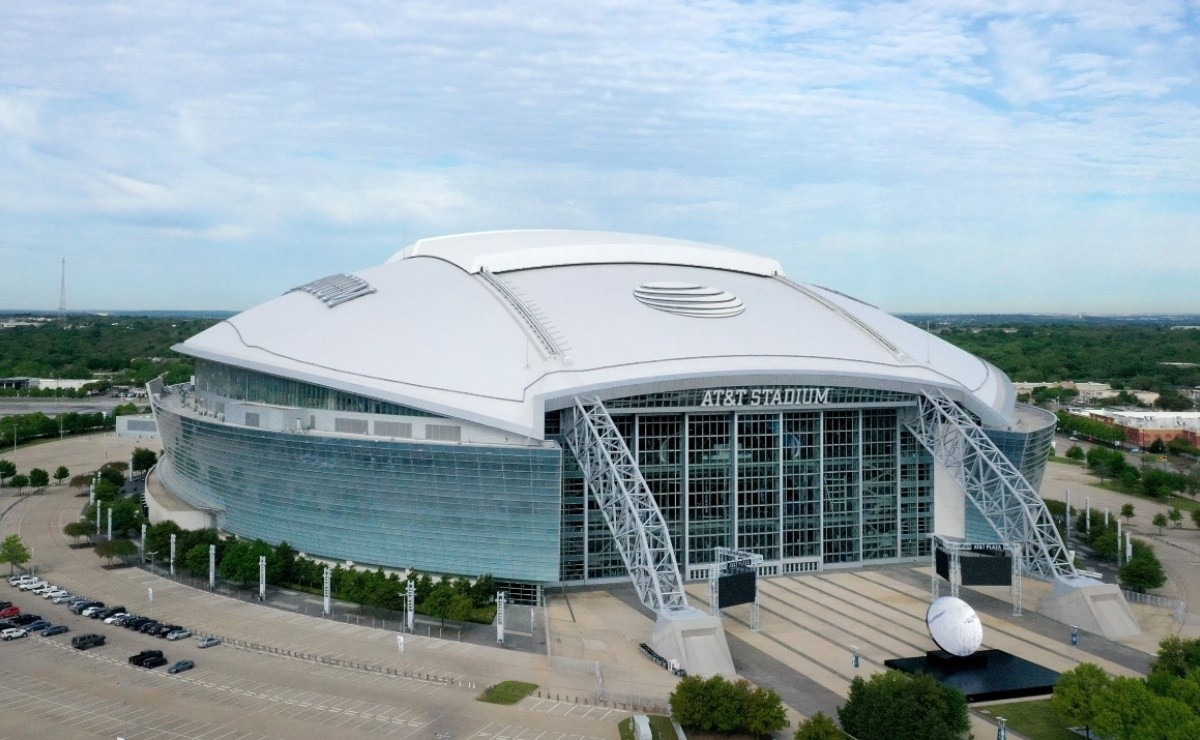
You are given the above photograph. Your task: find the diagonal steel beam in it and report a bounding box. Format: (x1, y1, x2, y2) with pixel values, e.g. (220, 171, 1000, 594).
(564, 397, 688, 613)
(903, 389, 1075, 579)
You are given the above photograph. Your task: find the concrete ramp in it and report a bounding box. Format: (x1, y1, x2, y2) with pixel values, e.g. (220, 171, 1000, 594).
(651, 608, 736, 677)
(1037, 576, 1141, 641)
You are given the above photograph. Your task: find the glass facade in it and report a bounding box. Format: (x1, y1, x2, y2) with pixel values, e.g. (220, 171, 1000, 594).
(195, 359, 440, 418)
(155, 404, 562, 582)
(553, 389, 938, 583)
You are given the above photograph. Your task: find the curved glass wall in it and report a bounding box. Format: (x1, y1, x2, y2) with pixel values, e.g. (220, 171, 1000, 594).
(155, 404, 561, 582)
(195, 359, 440, 417)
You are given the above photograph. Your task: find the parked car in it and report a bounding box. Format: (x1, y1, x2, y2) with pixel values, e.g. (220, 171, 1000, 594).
(197, 636, 221, 649)
(71, 633, 105, 650)
(43, 589, 69, 599)
(0, 606, 19, 619)
(81, 606, 107, 618)
(0, 601, 10, 610)
(165, 629, 192, 641)
(41, 624, 69, 637)
(19, 580, 47, 591)
(25, 620, 51, 632)
(125, 617, 151, 630)
(52, 593, 77, 604)
(70, 601, 102, 615)
(8, 575, 37, 587)
(138, 621, 162, 634)
(1, 627, 27, 641)
(32, 585, 57, 596)
(129, 649, 164, 667)
(141, 655, 168, 669)
(94, 606, 125, 620)
(167, 659, 195, 674)
(12, 614, 41, 626)
(153, 624, 182, 638)
(0, 619, 14, 630)
(104, 613, 130, 625)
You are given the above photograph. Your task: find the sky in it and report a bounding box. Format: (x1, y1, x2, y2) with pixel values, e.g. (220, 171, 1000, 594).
(1, 1, 1197, 314)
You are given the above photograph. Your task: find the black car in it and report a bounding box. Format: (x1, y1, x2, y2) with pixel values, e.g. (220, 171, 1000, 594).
(0, 619, 14, 630)
(93, 606, 125, 620)
(124, 617, 150, 630)
(153, 624, 181, 638)
(139, 621, 162, 634)
(71, 633, 105, 650)
(141, 655, 168, 669)
(25, 620, 51, 631)
(0, 601, 11, 610)
(12, 614, 42, 626)
(41, 624, 69, 637)
(129, 649, 164, 667)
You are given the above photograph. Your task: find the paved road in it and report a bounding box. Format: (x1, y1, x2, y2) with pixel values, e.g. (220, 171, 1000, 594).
(0, 396, 131, 419)
(0, 482, 628, 738)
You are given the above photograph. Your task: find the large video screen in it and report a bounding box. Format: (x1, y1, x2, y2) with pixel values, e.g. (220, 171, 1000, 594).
(960, 552, 1012, 586)
(718, 570, 757, 608)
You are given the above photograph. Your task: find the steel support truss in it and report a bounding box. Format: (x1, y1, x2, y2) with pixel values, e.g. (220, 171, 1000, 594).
(709, 547, 764, 631)
(904, 389, 1076, 580)
(564, 397, 689, 614)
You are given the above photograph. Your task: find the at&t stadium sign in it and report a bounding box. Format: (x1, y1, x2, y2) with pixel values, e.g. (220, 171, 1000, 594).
(699, 387, 831, 407)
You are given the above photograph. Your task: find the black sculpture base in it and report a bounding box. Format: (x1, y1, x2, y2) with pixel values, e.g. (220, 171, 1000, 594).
(884, 649, 1059, 703)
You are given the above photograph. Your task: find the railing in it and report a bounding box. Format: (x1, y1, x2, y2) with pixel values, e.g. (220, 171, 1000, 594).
(1121, 589, 1187, 622)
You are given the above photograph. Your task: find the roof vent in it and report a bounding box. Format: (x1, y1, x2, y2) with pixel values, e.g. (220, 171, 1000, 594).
(288, 273, 375, 308)
(634, 282, 745, 318)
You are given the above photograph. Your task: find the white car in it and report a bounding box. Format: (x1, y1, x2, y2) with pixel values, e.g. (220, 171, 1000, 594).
(19, 581, 48, 591)
(9, 575, 38, 587)
(33, 585, 58, 596)
(104, 613, 129, 625)
(43, 589, 68, 599)
(1, 627, 27, 641)
(165, 629, 192, 641)
(52, 593, 77, 604)
(81, 606, 105, 617)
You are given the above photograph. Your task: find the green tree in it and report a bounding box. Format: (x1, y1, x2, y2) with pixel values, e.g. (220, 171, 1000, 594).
(53, 465, 69, 484)
(1150, 439, 1167, 454)
(0, 459, 14, 485)
(219, 539, 281, 588)
(795, 712, 844, 740)
(0, 533, 31, 574)
(184, 542, 214, 577)
(144, 520, 184, 561)
(1121, 503, 1135, 522)
(273, 540, 297, 584)
(838, 671, 970, 740)
(1066, 445, 1085, 460)
(94, 537, 137, 565)
(1192, 509, 1200, 530)
(28, 468, 50, 488)
(1052, 663, 1111, 738)
(444, 593, 475, 624)
(1151, 637, 1200, 680)
(744, 683, 788, 737)
(131, 447, 157, 474)
(1153, 512, 1169, 534)
(1170, 507, 1184, 528)
(422, 581, 456, 627)
(8, 473, 28, 492)
(63, 520, 97, 543)
(1121, 548, 1167, 593)
(1093, 676, 1198, 740)
(108, 496, 145, 535)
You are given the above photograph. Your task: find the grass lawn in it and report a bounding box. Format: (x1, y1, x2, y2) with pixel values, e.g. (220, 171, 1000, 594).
(982, 699, 1078, 740)
(617, 714, 676, 739)
(477, 680, 538, 705)
(1093, 481, 1200, 514)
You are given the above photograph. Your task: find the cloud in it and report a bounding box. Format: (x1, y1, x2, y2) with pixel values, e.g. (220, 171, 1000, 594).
(0, 1, 1196, 312)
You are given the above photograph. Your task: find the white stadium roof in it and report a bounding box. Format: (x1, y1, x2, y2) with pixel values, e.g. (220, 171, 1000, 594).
(177, 230, 1014, 437)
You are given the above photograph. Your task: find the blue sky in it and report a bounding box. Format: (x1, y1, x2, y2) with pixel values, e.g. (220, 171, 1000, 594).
(1, 1, 1197, 313)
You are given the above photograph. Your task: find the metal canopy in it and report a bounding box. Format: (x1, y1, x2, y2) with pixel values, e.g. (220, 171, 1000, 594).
(904, 389, 1076, 579)
(564, 396, 689, 614)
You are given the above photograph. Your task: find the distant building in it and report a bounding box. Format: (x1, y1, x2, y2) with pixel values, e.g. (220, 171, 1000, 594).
(1080, 409, 1200, 448)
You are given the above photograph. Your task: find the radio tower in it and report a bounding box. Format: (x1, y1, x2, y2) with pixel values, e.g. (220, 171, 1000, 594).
(58, 258, 67, 325)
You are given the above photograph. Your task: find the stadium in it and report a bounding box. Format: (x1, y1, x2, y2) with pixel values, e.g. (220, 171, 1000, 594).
(149, 230, 1101, 671)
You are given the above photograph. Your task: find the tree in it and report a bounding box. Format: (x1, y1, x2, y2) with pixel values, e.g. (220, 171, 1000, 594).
(94, 537, 137, 565)
(743, 683, 789, 737)
(0, 534, 31, 574)
(53, 465, 69, 484)
(669, 675, 786, 736)
(184, 542, 214, 577)
(0, 459, 15, 485)
(1153, 513, 1169, 534)
(131, 447, 157, 475)
(1066, 445, 1085, 460)
(63, 520, 97, 543)
(1052, 663, 1111, 738)
(218, 539, 281, 588)
(28, 468, 49, 488)
(795, 712, 844, 740)
(1150, 439, 1167, 454)
(1121, 548, 1167, 593)
(838, 671, 970, 740)
(1192, 508, 1200, 530)
(144, 520, 184, 561)
(1121, 503, 1135, 523)
(1169, 507, 1184, 528)
(8, 473, 28, 492)
(108, 497, 146, 536)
